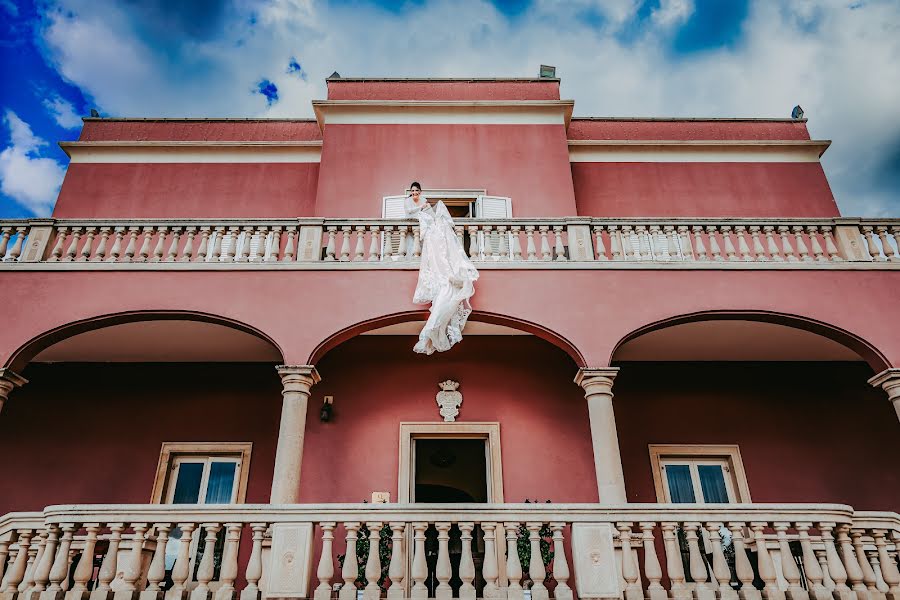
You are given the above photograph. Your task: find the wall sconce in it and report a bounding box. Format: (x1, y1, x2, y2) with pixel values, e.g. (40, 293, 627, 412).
(320, 396, 334, 422)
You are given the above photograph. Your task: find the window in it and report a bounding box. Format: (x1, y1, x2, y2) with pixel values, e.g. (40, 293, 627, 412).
(150, 442, 252, 504)
(649, 445, 750, 503)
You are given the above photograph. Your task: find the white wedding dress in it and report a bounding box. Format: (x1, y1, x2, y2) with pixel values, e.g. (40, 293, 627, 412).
(405, 196, 480, 354)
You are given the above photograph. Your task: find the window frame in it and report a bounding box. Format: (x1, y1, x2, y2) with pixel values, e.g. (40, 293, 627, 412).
(150, 442, 253, 504)
(648, 444, 751, 503)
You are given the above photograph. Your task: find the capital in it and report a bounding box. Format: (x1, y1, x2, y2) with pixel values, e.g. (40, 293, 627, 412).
(868, 368, 900, 401)
(276, 365, 321, 393)
(574, 367, 619, 398)
(0, 368, 28, 413)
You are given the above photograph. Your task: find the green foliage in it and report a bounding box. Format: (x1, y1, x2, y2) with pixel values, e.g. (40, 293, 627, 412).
(337, 523, 393, 591)
(516, 523, 554, 583)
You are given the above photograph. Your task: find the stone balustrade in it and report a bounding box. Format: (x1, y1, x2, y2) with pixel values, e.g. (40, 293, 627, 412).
(0, 218, 899, 268)
(0, 504, 897, 600)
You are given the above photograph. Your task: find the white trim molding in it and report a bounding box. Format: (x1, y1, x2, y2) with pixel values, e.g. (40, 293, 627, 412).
(568, 139, 831, 163)
(61, 141, 323, 164)
(312, 100, 574, 127)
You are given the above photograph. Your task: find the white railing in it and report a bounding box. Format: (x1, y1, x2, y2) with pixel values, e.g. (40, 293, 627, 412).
(0, 504, 897, 600)
(1, 218, 899, 266)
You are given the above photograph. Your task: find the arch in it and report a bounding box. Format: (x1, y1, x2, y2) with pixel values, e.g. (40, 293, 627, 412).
(4, 309, 285, 373)
(609, 309, 891, 372)
(307, 309, 587, 366)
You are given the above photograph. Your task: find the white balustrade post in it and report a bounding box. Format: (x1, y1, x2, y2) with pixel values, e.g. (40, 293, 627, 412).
(190, 524, 221, 600)
(868, 369, 900, 423)
(779, 226, 798, 261)
(63, 227, 82, 261)
(45, 524, 76, 597)
(819, 523, 853, 600)
(774, 523, 808, 600)
(706, 226, 723, 260)
(574, 368, 626, 503)
(549, 523, 571, 600)
(526, 524, 548, 600)
(795, 523, 830, 600)
(691, 226, 708, 260)
(3, 530, 34, 594)
(836, 525, 867, 598)
(661, 523, 690, 600)
(609, 226, 624, 260)
(77, 227, 97, 261)
(852, 530, 884, 600)
(792, 226, 812, 261)
(139, 524, 170, 600)
(315, 523, 337, 600)
(525, 226, 537, 260)
(386, 523, 406, 600)
(807, 226, 827, 262)
(872, 530, 900, 600)
(33, 526, 60, 594)
(459, 523, 476, 600)
(270, 365, 321, 503)
(727, 523, 760, 600)
(721, 226, 738, 261)
(592, 226, 608, 260)
(750, 523, 784, 600)
(240, 524, 267, 600)
(195, 228, 210, 262)
(433, 523, 451, 600)
(339, 226, 352, 261)
(816, 550, 836, 591)
(92, 228, 111, 261)
(409, 523, 428, 600)
(482, 523, 501, 599)
(339, 523, 361, 600)
(637, 523, 666, 600)
(22, 531, 46, 594)
(616, 524, 642, 600)
(118, 522, 148, 598)
(364, 523, 384, 600)
(213, 524, 241, 600)
(353, 226, 366, 261)
(504, 523, 523, 600)
(684, 523, 715, 600)
(539, 227, 552, 260)
(749, 226, 767, 261)
(706, 523, 738, 600)
(764, 226, 783, 261)
(283, 227, 297, 262)
(165, 523, 195, 600)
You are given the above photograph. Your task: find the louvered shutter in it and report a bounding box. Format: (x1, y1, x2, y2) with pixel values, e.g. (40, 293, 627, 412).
(382, 195, 411, 259)
(474, 195, 512, 260)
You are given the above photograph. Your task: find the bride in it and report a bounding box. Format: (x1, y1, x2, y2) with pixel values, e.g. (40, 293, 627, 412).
(404, 182, 480, 354)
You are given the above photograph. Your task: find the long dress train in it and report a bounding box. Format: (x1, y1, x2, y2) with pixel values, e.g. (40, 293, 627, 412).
(405, 196, 480, 354)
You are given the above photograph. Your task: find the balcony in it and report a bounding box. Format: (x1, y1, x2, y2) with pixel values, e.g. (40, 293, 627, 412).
(1, 217, 899, 268)
(1, 503, 897, 600)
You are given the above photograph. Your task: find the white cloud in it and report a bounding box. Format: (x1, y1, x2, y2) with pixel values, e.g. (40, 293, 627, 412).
(31, 0, 900, 216)
(0, 111, 66, 217)
(43, 94, 82, 129)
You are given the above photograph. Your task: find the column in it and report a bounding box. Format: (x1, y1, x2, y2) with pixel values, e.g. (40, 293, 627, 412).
(0, 368, 27, 414)
(574, 368, 626, 504)
(270, 365, 321, 503)
(868, 368, 900, 422)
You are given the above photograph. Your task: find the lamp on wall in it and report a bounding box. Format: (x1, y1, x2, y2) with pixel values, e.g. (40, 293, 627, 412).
(320, 396, 334, 422)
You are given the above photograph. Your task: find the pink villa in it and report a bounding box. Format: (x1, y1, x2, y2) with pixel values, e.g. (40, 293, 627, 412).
(0, 77, 898, 600)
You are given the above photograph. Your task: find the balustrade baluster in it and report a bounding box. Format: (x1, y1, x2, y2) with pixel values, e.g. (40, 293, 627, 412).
(663, 225, 678, 260)
(617, 523, 642, 600)
(458, 523, 475, 600)
(806, 226, 826, 262)
(706, 226, 724, 261)
(821, 227, 842, 261)
(364, 523, 383, 600)
(853, 530, 884, 600)
(500, 226, 511, 261)
(727, 522, 760, 600)
(412, 227, 422, 260)
(705, 523, 737, 600)
(150, 228, 168, 262)
(107, 228, 126, 262)
(763, 226, 783, 261)
(209, 228, 224, 262)
(891, 227, 900, 262)
(836, 525, 868, 598)
(455, 226, 465, 256)
(434, 523, 452, 600)
(796, 523, 830, 600)
(353, 226, 366, 261)
(734, 226, 753, 261)
(339, 523, 361, 600)
(46, 524, 76, 594)
(141, 524, 170, 599)
(237, 227, 253, 262)
(815, 550, 836, 591)
(820, 523, 853, 600)
(339, 226, 352, 262)
(68, 524, 98, 598)
(214, 524, 241, 600)
(504, 523, 523, 600)
(868, 553, 889, 595)
(4, 227, 26, 262)
(190, 523, 221, 600)
(164, 228, 181, 261)
(649, 226, 664, 260)
(621, 226, 637, 260)
(661, 523, 690, 600)
(48, 228, 68, 262)
(673, 225, 690, 260)
(691, 225, 708, 259)
(749, 226, 767, 261)
(368, 226, 380, 262)
(539, 227, 552, 261)
(527, 523, 549, 600)
(410, 523, 428, 600)
(2, 530, 33, 593)
(525, 226, 537, 261)
(251, 228, 268, 262)
(721, 226, 739, 261)
(382, 227, 394, 262)
(592, 226, 608, 260)
(78, 227, 97, 261)
(92, 228, 111, 261)
(166, 523, 195, 600)
(240, 524, 267, 600)
(63, 228, 82, 262)
(552, 226, 566, 261)
(23, 531, 46, 594)
(224, 228, 241, 262)
(609, 226, 624, 260)
(0, 227, 12, 260)
(136, 228, 153, 262)
(637, 523, 666, 600)
(314, 523, 336, 600)
(0, 539, 9, 591)
(121, 523, 149, 593)
(386, 523, 406, 600)
(633, 225, 650, 260)
(283, 227, 297, 262)
(397, 227, 408, 261)
(32, 526, 59, 593)
(482, 226, 496, 260)
(774, 523, 808, 600)
(684, 524, 715, 600)
(792, 226, 812, 262)
(778, 226, 798, 261)
(750, 523, 784, 600)
(481, 523, 501, 599)
(195, 228, 210, 262)
(872, 530, 900, 600)
(877, 226, 900, 261)
(510, 226, 523, 261)
(547, 523, 571, 600)
(180, 228, 197, 262)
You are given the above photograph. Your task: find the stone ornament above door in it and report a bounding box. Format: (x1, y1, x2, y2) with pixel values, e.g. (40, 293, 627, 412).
(436, 380, 462, 421)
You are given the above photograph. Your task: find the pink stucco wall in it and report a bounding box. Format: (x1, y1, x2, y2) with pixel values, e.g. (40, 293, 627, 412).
(78, 119, 322, 142)
(325, 80, 561, 101)
(568, 119, 811, 141)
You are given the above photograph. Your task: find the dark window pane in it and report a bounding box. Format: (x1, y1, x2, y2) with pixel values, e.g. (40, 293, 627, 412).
(205, 462, 237, 504)
(171, 463, 203, 504)
(665, 465, 696, 503)
(698, 465, 730, 503)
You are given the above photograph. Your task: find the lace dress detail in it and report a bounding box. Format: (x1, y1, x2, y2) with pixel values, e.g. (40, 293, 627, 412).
(405, 196, 480, 354)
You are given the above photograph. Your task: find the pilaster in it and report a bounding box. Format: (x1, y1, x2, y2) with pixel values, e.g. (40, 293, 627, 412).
(270, 365, 321, 503)
(574, 367, 627, 504)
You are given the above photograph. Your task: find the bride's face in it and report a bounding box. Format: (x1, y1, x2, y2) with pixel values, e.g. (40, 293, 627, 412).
(410, 188, 422, 200)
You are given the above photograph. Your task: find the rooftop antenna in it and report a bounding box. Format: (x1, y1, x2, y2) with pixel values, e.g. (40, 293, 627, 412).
(89, 108, 100, 118)
(539, 65, 556, 78)
(791, 105, 804, 119)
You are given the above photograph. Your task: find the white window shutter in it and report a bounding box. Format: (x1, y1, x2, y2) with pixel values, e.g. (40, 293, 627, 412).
(474, 195, 512, 218)
(382, 195, 410, 259)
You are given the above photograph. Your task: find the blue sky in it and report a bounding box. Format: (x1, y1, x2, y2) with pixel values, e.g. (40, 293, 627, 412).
(1, 0, 899, 217)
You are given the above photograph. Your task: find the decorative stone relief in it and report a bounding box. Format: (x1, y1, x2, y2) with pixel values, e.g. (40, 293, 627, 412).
(571, 523, 620, 599)
(266, 523, 314, 599)
(436, 380, 462, 422)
